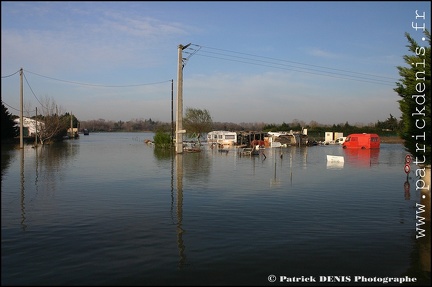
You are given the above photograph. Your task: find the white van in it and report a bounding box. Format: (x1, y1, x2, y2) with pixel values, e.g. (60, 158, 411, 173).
(335, 137, 346, 145)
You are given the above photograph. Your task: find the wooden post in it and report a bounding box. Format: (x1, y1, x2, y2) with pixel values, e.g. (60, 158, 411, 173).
(70, 112, 73, 138)
(176, 45, 184, 154)
(35, 107, 38, 146)
(171, 79, 174, 146)
(19, 68, 23, 149)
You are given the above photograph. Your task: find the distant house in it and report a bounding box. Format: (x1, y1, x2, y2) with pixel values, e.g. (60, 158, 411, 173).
(67, 127, 79, 134)
(14, 117, 44, 137)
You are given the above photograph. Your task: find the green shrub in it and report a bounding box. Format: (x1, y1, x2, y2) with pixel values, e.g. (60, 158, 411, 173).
(153, 131, 172, 149)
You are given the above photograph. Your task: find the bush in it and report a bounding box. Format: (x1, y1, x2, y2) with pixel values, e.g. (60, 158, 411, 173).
(153, 131, 172, 149)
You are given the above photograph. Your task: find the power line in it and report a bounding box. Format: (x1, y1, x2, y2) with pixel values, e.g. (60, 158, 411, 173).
(1, 69, 174, 114)
(188, 44, 398, 86)
(1, 100, 20, 113)
(23, 72, 44, 110)
(23, 70, 172, 88)
(194, 49, 397, 83)
(2, 71, 50, 113)
(190, 52, 396, 86)
(1, 69, 20, 79)
(193, 44, 398, 80)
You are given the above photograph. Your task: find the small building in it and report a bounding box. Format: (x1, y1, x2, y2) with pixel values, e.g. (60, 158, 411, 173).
(14, 117, 44, 137)
(67, 127, 79, 138)
(67, 127, 79, 134)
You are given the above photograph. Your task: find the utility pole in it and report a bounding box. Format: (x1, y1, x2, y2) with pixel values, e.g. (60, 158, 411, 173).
(35, 107, 38, 147)
(175, 43, 191, 154)
(171, 79, 174, 146)
(20, 68, 23, 149)
(70, 112, 73, 138)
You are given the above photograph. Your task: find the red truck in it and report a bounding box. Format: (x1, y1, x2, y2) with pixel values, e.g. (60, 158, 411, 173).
(342, 133, 380, 149)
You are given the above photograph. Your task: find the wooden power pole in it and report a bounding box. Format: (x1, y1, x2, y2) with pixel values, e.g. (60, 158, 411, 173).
(175, 43, 191, 154)
(20, 68, 23, 149)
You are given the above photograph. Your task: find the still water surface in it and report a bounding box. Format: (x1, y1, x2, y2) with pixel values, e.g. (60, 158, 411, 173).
(1, 132, 430, 286)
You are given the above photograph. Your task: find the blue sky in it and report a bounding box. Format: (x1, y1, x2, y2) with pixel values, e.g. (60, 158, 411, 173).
(1, 1, 430, 125)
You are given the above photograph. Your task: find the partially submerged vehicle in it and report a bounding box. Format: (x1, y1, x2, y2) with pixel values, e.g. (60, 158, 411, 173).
(335, 136, 346, 145)
(342, 133, 380, 149)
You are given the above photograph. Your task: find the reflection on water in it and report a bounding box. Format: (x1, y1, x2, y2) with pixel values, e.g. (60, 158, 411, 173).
(343, 148, 380, 167)
(4, 142, 81, 233)
(1, 134, 430, 285)
(175, 153, 186, 269)
(326, 160, 344, 170)
(402, 165, 431, 282)
(1, 144, 17, 181)
(182, 151, 211, 180)
(153, 146, 172, 161)
(20, 149, 26, 231)
(419, 168, 431, 274)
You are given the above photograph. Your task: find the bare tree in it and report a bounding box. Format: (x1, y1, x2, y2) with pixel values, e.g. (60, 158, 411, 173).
(183, 107, 213, 145)
(37, 96, 67, 145)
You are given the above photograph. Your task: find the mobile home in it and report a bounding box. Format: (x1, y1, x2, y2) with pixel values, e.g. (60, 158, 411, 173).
(207, 131, 237, 146)
(342, 133, 380, 149)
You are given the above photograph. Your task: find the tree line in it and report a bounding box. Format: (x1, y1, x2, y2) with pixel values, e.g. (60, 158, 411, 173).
(0, 103, 405, 144)
(80, 114, 401, 134)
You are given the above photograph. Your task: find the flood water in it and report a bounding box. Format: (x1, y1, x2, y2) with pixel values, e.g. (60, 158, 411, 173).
(1, 132, 430, 286)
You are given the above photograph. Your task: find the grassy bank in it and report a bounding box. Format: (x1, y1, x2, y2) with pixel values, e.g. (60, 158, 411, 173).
(380, 136, 405, 144)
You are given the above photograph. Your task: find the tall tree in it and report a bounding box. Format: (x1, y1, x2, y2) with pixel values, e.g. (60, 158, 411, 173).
(376, 114, 399, 131)
(1, 103, 18, 140)
(394, 30, 430, 166)
(183, 107, 213, 144)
